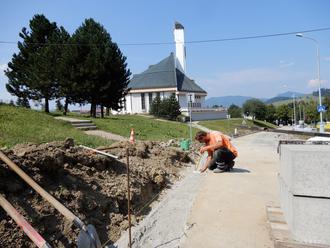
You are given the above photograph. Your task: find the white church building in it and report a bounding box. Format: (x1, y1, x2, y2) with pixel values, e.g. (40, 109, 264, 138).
(121, 22, 227, 121)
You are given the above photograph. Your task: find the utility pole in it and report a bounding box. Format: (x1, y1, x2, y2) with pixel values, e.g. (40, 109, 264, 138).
(296, 33, 324, 132)
(293, 94, 296, 127)
(189, 94, 192, 142)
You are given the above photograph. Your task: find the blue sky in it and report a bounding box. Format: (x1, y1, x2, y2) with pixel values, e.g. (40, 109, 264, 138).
(1, 0, 330, 103)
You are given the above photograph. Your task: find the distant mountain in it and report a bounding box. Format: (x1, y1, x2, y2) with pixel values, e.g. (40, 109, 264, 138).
(205, 96, 253, 107)
(276, 91, 305, 98)
(205, 91, 307, 108)
(265, 96, 291, 104)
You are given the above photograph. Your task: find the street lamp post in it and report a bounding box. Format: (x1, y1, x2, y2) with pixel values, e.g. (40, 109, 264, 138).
(296, 33, 324, 132)
(293, 94, 296, 127)
(188, 94, 193, 142)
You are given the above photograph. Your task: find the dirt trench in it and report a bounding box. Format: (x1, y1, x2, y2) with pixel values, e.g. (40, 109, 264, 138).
(0, 138, 197, 247)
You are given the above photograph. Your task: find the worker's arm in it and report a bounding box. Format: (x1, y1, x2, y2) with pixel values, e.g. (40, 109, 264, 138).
(199, 141, 223, 154)
(200, 155, 212, 173)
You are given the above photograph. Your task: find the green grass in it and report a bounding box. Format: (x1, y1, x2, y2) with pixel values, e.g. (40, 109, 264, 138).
(199, 118, 277, 135)
(0, 105, 111, 148)
(252, 119, 277, 129)
(72, 114, 198, 141)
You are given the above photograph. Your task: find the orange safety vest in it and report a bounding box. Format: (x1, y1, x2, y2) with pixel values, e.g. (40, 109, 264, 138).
(206, 131, 238, 157)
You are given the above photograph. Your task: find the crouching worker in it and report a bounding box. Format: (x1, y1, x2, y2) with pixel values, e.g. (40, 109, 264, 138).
(195, 131, 238, 173)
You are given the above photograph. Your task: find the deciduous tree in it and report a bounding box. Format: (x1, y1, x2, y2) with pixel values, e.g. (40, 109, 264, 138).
(242, 99, 266, 120)
(228, 104, 242, 118)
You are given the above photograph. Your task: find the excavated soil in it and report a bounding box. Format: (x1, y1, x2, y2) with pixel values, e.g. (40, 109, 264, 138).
(0, 138, 197, 247)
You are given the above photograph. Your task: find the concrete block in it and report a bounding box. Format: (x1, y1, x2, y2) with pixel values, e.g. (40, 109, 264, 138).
(266, 205, 330, 248)
(280, 145, 330, 198)
(291, 196, 330, 245)
(279, 176, 330, 245)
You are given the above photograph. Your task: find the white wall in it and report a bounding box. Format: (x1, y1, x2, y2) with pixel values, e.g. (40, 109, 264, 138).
(124, 91, 176, 114)
(181, 109, 228, 121)
(174, 28, 186, 73)
(178, 93, 205, 109)
(123, 91, 206, 114)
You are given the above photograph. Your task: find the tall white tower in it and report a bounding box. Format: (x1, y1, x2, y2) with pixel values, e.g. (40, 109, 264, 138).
(174, 22, 186, 73)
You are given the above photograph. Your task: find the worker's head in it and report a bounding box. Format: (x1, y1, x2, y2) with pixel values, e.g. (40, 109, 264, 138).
(195, 131, 208, 143)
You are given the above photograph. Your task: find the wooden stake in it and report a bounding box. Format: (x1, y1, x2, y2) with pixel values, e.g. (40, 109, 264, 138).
(126, 148, 132, 248)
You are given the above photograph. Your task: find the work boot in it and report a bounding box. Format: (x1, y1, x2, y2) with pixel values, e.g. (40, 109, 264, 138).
(214, 162, 227, 173)
(213, 167, 225, 173)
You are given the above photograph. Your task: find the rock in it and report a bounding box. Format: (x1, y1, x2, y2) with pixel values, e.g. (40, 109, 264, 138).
(154, 175, 165, 185)
(64, 138, 74, 148)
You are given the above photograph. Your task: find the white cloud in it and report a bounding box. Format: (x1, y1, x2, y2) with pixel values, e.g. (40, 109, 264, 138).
(308, 79, 329, 88)
(279, 60, 295, 68)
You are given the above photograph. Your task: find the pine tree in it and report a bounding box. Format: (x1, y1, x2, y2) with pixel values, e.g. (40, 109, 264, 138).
(166, 94, 181, 120)
(69, 18, 131, 117)
(16, 97, 30, 108)
(5, 14, 66, 113)
(150, 96, 161, 116)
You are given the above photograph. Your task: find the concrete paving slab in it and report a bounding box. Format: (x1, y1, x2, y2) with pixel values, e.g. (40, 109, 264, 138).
(180, 132, 294, 248)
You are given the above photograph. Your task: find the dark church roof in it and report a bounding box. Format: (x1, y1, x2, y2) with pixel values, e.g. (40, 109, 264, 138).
(175, 22, 184, 29)
(129, 53, 207, 94)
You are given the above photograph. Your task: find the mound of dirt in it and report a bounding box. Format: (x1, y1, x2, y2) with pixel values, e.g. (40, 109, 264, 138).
(0, 138, 196, 247)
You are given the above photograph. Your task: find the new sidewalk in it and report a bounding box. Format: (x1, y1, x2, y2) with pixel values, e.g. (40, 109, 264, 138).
(181, 132, 288, 248)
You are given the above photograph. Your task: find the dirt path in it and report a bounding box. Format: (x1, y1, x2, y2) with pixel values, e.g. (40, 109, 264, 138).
(191, 122, 212, 132)
(180, 132, 295, 248)
(85, 130, 126, 141)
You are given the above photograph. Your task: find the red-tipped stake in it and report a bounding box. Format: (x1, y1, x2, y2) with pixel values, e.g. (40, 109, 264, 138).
(129, 128, 135, 144)
(126, 148, 132, 248)
(0, 194, 51, 248)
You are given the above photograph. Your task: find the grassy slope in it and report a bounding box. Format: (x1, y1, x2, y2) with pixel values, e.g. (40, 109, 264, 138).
(199, 118, 277, 135)
(0, 105, 111, 148)
(77, 115, 198, 141)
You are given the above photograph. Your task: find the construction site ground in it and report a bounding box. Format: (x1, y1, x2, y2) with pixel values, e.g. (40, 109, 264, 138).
(0, 138, 196, 247)
(0, 131, 303, 248)
(116, 131, 300, 248)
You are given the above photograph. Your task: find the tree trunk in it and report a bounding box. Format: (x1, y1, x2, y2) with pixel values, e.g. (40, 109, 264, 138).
(106, 107, 110, 116)
(101, 105, 104, 118)
(44, 98, 49, 113)
(90, 103, 97, 118)
(90, 104, 93, 117)
(63, 98, 69, 115)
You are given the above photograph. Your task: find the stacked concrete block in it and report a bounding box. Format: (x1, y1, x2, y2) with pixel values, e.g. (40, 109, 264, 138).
(279, 145, 330, 245)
